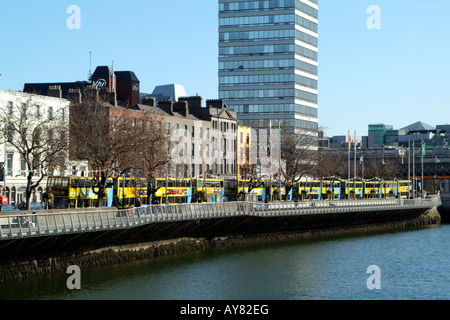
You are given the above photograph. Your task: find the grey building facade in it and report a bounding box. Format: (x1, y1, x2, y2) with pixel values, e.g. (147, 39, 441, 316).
(218, 0, 319, 133)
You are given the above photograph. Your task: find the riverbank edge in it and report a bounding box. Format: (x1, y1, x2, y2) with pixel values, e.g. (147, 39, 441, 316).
(0, 208, 441, 283)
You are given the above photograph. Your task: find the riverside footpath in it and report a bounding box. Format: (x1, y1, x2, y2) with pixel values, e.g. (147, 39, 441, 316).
(0, 197, 442, 282)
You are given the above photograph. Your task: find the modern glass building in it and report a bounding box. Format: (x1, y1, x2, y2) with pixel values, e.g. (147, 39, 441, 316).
(218, 0, 319, 133)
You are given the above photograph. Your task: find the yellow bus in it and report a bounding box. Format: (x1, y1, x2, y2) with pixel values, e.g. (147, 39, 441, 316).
(345, 180, 364, 199)
(153, 178, 192, 204)
(382, 180, 398, 199)
(364, 180, 382, 199)
(321, 180, 342, 200)
(192, 178, 224, 203)
(298, 180, 322, 201)
(111, 177, 149, 207)
(223, 178, 239, 202)
(397, 180, 412, 199)
(49, 176, 113, 209)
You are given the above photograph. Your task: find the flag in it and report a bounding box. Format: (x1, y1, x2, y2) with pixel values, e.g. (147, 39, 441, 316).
(348, 135, 352, 152)
(422, 143, 427, 156)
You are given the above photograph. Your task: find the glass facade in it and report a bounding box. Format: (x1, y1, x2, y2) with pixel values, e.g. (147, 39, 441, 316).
(368, 124, 394, 148)
(218, 0, 319, 132)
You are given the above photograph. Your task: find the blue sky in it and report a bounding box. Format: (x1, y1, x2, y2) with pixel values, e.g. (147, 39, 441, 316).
(1, 0, 449, 137)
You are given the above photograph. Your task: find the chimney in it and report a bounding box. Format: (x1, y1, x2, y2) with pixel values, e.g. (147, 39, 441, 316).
(106, 89, 117, 106)
(143, 97, 156, 107)
(48, 85, 62, 98)
(173, 101, 189, 116)
(85, 85, 99, 101)
(68, 88, 82, 104)
(206, 99, 226, 109)
(158, 100, 173, 114)
(179, 96, 202, 110)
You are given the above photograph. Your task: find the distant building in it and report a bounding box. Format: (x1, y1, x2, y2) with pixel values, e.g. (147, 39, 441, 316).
(141, 84, 188, 103)
(24, 66, 140, 107)
(368, 124, 394, 148)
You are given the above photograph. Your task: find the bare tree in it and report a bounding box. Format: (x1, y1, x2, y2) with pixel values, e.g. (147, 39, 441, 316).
(364, 156, 401, 180)
(0, 95, 70, 209)
(69, 88, 143, 207)
(279, 126, 320, 200)
(132, 115, 172, 205)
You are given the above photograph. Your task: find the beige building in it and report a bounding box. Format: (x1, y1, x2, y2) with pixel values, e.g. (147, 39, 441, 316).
(135, 96, 239, 179)
(237, 125, 253, 179)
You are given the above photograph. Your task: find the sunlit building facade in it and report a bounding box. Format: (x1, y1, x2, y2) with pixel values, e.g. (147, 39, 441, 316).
(218, 0, 319, 133)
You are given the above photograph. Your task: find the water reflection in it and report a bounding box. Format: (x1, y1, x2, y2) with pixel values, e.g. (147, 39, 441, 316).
(1, 225, 448, 300)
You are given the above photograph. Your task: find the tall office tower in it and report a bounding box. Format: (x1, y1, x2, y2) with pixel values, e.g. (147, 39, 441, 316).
(218, 0, 319, 133)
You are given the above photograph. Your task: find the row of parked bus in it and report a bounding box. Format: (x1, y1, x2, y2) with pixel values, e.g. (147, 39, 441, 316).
(46, 176, 413, 209)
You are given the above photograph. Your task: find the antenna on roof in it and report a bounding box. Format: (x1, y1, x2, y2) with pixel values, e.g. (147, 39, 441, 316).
(88, 51, 92, 82)
(112, 61, 115, 92)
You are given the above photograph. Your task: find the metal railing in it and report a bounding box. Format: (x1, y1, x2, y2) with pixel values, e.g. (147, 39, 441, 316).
(0, 197, 441, 241)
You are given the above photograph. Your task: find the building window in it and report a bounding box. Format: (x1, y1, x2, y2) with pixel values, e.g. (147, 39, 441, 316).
(191, 143, 195, 157)
(48, 106, 53, 120)
(20, 155, 26, 177)
(35, 105, 41, 119)
(6, 154, 13, 177)
(60, 108, 65, 122)
(112, 116, 118, 131)
(192, 126, 195, 138)
(7, 101, 13, 116)
(21, 103, 27, 116)
(184, 125, 188, 137)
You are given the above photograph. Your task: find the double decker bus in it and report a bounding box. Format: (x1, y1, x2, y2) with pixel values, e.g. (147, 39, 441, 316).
(345, 180, 364, 200)
(298, 180, 322, 201)
(382, 180, 398, 199)
(364, 180, 382, 199)
(223, 178, 239, 202)
(49, 176, 114, 209)
(321, 180, 342, 200)
(111, 177, 149, 207)
(153, 178, 192, 204)
(192, 178, 224, 203)
(397, 180, 412, 198)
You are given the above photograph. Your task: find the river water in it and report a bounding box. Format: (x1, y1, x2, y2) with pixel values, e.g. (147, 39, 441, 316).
(1, 224, 450, 301)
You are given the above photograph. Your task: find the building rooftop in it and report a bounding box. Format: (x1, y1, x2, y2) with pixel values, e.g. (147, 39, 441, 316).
(401, 121, 435, 132)
(23, 81, 90, 98)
